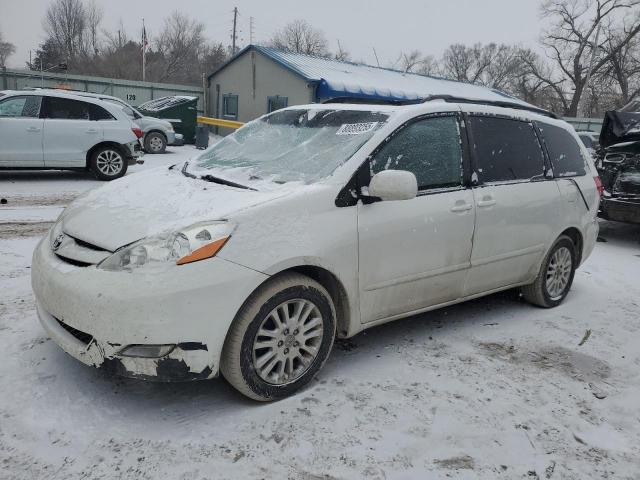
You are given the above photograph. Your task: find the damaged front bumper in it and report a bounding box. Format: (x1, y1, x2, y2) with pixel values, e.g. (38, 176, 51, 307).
(36, 303, 212, 381)
(31, 235, 269, 382)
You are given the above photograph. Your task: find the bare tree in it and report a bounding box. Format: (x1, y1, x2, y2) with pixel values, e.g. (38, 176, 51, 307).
(393, 50, 438, 75)
(0, 30, 16, 68)
(43, 0, 87, 60)
(441, 43, 524, 91)
(153, 12, 207, 83)
(599, 18, 640, 106)
(270, 20, 329, 56)
(85, 0, 103, 56)
(532, 0, 640, 116)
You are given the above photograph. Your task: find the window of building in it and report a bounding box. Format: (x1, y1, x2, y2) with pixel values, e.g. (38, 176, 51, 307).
(267, 95, 288, 113)
(537, 122, 587, 177)
(469, 116, 545, 182)
(370, 115, 463, 190)
(223, 94, 239, 119)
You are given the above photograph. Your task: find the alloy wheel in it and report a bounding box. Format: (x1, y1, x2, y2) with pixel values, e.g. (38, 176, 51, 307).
(545, 246, 572, 300)
(96, 150, 124, 176)
(252, 299, 324, 385)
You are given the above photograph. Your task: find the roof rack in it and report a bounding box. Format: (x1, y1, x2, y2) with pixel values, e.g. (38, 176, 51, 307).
(322, 95, 557, 119)
(420, 95, 558, 119)
(321, 97, 420, 106)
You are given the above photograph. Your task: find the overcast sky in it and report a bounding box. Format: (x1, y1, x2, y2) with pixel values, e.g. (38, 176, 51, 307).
(0, 0, 544, 69)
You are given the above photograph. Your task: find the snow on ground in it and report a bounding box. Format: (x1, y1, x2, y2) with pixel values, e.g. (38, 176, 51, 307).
(1, 150, 640, 478)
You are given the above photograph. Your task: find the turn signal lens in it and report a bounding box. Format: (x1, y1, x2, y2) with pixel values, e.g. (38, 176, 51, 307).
(176, 236, 230, 265)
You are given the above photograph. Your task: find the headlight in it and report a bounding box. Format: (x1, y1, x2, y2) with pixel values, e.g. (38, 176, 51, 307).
(98, 221, 234, 272)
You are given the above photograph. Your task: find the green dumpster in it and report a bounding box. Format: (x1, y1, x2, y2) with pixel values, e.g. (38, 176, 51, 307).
(138, 96, 198, 144)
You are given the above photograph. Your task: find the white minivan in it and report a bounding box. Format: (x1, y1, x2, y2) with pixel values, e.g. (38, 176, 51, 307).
(0, 90, 143, 180)
(32, 97, 601, 400)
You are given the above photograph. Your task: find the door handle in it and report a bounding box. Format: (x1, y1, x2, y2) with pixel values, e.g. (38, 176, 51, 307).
(477, 196, 496, 208)
(26, 126, 41, 132)
(450, 203, 473, 213)
(85, 129, 99, 134)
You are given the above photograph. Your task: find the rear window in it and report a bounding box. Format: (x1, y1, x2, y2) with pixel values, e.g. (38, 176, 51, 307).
(43, 97, 114, 121)
(469, 116, 545, 182)
(537, 122, 587, 177)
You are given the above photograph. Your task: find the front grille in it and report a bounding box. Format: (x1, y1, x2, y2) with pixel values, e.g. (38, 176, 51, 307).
(55, 317, 93, 345)
(54, 254, 93, 267)
(53, 234, 111, 267)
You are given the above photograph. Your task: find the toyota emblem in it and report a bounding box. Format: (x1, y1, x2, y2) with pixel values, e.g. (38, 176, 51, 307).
(52, 233, 65, 251)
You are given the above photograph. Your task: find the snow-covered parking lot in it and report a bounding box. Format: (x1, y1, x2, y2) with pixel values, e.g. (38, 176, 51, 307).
(1, 147, 640, 479)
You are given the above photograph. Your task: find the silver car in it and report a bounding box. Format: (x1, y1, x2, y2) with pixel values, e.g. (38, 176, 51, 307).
(36, 89, 182, 154)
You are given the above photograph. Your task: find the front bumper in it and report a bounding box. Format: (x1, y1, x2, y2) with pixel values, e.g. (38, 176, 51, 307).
(599, 197, 640, 224)
(31, 236, 269, 381)
(169, 133, 184, 146)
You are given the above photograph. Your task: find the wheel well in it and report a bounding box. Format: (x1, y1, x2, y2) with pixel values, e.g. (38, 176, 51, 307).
(286, 266, 351, 338)
(85, 142, 128, 168)
(560, 227, 583, 265)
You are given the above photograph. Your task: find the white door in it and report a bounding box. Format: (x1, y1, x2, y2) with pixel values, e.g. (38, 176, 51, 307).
(464, 114, 560, 295)
(358, 114, 476, 323)
(42, 96, 103, 167)
(0, 95, 44, 166)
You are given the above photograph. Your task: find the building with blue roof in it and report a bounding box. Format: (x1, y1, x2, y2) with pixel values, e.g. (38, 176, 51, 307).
(206, 44, 530, 131)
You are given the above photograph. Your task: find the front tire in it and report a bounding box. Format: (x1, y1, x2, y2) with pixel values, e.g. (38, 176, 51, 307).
(144, 132, 167, 154)
(221, 273, 336, 401)
(522, 235, 577, 308)
(90, 146, 127, 181)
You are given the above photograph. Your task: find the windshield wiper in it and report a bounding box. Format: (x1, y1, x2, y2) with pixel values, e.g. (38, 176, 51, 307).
(181, 161, 256, 191)
(199, 174, 257, 191)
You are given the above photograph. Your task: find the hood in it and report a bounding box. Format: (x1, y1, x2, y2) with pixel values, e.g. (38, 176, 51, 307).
(61, 167, 300, 251)
(141, 116, 173, 129)
(600, 110, 640, 148)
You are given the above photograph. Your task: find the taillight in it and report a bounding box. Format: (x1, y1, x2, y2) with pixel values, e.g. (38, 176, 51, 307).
(594, 176, 604, 197)
(132, 127, 143, 139)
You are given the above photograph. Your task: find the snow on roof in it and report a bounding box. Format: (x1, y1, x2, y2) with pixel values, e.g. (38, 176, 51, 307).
(216, 45, 533, 108)
(138, 96, 198, 112)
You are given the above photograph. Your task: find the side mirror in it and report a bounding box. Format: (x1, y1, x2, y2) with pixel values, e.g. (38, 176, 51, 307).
(367, 170, 418, 201)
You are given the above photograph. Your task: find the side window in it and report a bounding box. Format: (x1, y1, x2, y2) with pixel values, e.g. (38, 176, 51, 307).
(43, 97, 91, 120)
(267, 95, 288, 113)
(370, 115, 463, 190)
(537, 122, 587, 177)
(88, 103, 115, 121)
(469, 116, 545, 182)
(223, 94, 238, 119)
(0, 96, 41, 118)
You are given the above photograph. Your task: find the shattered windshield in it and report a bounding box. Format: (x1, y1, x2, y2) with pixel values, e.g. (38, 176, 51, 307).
(191, 109, 389, 183)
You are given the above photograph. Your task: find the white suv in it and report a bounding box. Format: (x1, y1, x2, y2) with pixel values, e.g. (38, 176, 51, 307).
(0, 90, 143, 180)
(32, 98, 601, 400)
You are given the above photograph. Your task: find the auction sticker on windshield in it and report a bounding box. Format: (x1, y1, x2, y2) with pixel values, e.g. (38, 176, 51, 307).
(336, 122, 379, 135)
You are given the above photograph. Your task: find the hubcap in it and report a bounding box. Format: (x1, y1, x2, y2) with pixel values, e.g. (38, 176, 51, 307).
(96, 150, 123, 176)
(545, 246, 572, 300)
(149, 136, 164, 152)
(252, 299, 324, 385)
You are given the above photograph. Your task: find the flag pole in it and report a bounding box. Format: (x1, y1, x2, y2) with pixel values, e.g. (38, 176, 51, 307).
(142, 18, 146, 82)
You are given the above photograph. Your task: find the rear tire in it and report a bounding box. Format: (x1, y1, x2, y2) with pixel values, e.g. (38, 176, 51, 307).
(90, 146, 128, 181)
(522, 235, 577, 308)
(144, 132, 167, 154)
(221, 273, 336, 401)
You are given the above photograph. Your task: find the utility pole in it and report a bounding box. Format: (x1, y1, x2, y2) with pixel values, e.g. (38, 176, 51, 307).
(232, 7, 239, 54)
(250, 16, 255, 45)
